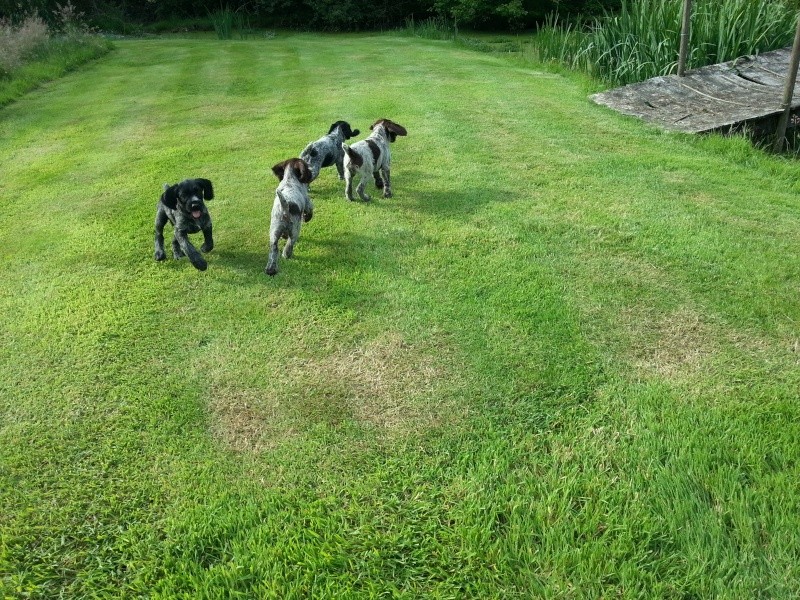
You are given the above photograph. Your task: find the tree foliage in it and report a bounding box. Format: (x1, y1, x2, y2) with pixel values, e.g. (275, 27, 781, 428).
(0, 0, 622, 31)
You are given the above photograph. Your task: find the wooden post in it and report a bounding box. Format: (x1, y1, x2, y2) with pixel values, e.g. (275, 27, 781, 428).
(677, 0, 692, 76)
(773, 13, 800, 153)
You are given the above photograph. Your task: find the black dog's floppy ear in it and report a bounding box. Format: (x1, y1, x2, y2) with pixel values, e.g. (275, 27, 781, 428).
(272, 160, 289, 181)
(195, 178, 214, 201)
(160, 184, 179, 209)
(293, 159, 313, 184)
(341, 121, 360, 139)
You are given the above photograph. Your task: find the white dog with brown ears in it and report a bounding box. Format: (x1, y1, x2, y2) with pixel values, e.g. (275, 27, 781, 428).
(342, 118, 407, 202)
(265, 158, 313, 276)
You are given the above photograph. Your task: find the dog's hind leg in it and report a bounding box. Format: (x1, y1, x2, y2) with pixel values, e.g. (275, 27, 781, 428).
(265, 235, 280, 276)
(344, 169, 356, 201)
(265, 243, 279, 275)
(154, 209, 169, 261)
(283, 236, 295, 259)
(380, 166, 392, 199)
(283, 223, 302, 259)
(356, 175, 372, 202)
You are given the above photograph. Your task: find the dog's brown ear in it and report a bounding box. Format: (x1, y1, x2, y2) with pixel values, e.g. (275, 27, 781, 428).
(386, 121, 407, 137)
(196, 178, 214, 200)
(272, 160, 289, 181)
(293, 159, 313, 184)
(161, 184, 179, 209)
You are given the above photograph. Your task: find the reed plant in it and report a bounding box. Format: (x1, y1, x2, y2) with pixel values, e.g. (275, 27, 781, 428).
(403, 15, 456, 41)
(529, 0, 797, 86)
(209, 6, 252, 40)
(209, 7, 234, 39)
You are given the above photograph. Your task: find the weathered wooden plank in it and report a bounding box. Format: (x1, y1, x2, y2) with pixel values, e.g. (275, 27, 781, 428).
(591, 47, 800, 134)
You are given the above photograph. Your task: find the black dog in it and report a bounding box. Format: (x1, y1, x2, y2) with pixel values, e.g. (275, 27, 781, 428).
(154, 178, 215, 271)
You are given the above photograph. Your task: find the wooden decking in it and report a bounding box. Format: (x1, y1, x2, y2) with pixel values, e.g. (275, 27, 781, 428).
(591, 47, 800, 134)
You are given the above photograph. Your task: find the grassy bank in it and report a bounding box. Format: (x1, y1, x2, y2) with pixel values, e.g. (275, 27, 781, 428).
(0, 16, 112, 109)
(1, 34, 799, 598)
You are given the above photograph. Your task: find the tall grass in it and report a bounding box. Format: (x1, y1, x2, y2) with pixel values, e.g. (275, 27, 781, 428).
(530, 0, 796, 85)
(403, 15, 456, 41)
(0, 5, 112, 107)
(0, 14, 50, 78)
(209, 6, 251, 40)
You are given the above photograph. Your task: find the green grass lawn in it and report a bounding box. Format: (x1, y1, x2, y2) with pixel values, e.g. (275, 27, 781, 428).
(1, 33, 800, 598)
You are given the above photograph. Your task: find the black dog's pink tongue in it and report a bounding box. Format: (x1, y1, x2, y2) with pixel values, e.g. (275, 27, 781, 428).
(192, 210, 202, 219)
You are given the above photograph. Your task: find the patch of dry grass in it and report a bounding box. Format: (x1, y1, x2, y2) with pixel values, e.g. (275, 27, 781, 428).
(207, 331, 465, 453)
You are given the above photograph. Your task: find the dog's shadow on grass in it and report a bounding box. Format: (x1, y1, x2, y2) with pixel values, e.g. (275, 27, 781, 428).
(370, 168, 523, 219)
(210, 228, 411, 300)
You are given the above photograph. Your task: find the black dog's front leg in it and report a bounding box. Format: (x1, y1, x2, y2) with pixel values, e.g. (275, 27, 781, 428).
(154, 208, 169, 261)
(174, 230, 207, 271)
(200, 222, 214, 253)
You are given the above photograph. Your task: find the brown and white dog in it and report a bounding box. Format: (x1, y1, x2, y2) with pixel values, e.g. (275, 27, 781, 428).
(265, 158, 313, 276)
(342, 118, 407, 202)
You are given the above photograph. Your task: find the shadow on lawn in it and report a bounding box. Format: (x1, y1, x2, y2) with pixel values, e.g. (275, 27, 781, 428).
(370, 168, 524, 219)
(211, 228, 411, 289)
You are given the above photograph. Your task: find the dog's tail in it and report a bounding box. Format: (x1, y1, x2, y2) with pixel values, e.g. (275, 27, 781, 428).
(342, 143, 363, 167)
(276, 189, 289, 211)
(277, 189, 302, 218)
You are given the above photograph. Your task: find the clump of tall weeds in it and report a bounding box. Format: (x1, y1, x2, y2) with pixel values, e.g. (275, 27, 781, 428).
(0, 2, 112, 107)
(529, 0, 797, 86)
(0, 14, 50, 78)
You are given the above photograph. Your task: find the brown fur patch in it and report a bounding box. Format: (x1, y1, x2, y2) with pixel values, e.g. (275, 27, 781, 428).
(365, 139, 381, 163)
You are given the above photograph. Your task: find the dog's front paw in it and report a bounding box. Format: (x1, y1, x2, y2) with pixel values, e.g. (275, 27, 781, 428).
(155, 250, 166, 261)
(191, 258, 208, 271)
(383, 190, 393, 199)
(201, 242, 214, 253)
(265, 265, 278, 276)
